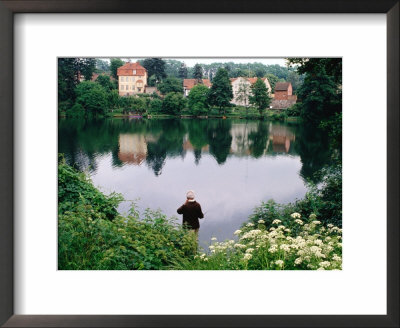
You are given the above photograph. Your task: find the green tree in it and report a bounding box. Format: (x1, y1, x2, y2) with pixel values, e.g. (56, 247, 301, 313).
(75, 81, 109, 116)
(286, 58, 342, 85)
(110, 58, 124, 79)
(142, 58, 167, 84)
(207, 68, 233, 114)
(79, 58, 96, 81)
(162, 92, 186, 115)
(158, 77, 183, 95)
(132, 97, 147, 113)
(96, 74, 116, 91)
(150, 98, 163, 112)
(58, 58, 76, 104)
(108, 90, 120, 109)
(193, 64, 203, 80)
(297, 68, 341, 124)
(249, 78, 271, 116)
(96, 59, 110, 73)
(178, 63, 188, 79)
(66, 103, 85, 118)
(266, 73, 279, 93)
(188, 84, 209, 115)
(236, 81, 251, 113)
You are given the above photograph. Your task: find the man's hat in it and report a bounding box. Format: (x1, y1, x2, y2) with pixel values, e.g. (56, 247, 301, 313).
(186, 190, 195, 200)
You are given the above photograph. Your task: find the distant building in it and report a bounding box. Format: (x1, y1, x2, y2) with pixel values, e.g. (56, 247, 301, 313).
(183, 79, 212, 97)
(144, 86, 161, 96)
(117, 62, 148, 96)
(271, 82, 297, 109)
(230, 77, 271, 106)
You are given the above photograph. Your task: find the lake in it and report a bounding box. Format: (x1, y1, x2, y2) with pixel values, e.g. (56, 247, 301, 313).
(59, 118, 331, 248)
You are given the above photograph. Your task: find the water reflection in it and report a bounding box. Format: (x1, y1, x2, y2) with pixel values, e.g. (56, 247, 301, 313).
(59, 118, 332, 244)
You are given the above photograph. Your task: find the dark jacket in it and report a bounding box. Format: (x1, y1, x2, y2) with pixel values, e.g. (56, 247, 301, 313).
(177, 200, 204, 230)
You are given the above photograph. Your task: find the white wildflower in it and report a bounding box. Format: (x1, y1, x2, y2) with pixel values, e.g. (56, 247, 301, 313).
(234, 243, 246, 249)
(312, 220, 321, 225)
(317, 267, 325, 271)
(246, 223, 254, 227)
(268, 245, 278, 253)
(246, 248, 255, 253)
(319, 261, 331, 268)
(243, 253, 252, 261)
(294, 258, 302, 265)
(275, 260, 284, 267)
(233, 229, 242, 235)
(332, 254, 342, 262)
(272, 219, 281, 225)
(280, 244, 290, 252)
(211, 237, 217, 241)
(309, 213, 317, 220)
(291, 212, 301, 219)
(294, 219, 303, 225)
(258, 219, 265, 224)
(314, 239, 323, 246)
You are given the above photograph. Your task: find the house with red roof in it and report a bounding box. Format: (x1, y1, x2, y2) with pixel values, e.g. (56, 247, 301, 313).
(271, 82, 297, 109)
(117, 62, 148, 96)
(183, 79, 212, 97)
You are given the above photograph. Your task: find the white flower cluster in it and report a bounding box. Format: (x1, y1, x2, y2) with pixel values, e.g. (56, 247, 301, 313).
(194, 213, 342, 270)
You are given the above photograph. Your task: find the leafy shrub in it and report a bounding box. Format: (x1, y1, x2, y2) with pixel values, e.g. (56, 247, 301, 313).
(58, 156, 122, 220)
(162, 92, 186, 115)
(285, 103, 301, 117)
(66, 103, 85, 118)
(149, 98, 163, 113)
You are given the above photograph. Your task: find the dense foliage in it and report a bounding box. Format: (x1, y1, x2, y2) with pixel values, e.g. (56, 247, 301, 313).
(249, 78, 272, 115)
(58, 159, 197, 270)
(207, 68, 233, 113)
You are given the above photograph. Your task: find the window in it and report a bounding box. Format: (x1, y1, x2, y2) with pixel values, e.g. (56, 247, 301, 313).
(121, 76, 125, 82)
(132, 70, 136, 75)
(138, 88, 141, 92)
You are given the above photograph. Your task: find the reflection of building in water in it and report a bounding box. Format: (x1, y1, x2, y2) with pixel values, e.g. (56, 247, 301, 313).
(229, 123, 258, 156)
(268, 124, 295, 153)
(118, 134, 148, 165)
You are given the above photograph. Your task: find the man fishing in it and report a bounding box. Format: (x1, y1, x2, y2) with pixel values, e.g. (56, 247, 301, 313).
(177, 190, 204, 235)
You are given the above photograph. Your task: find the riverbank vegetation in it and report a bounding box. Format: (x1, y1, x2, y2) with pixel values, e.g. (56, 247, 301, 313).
(59, 158, 341, 270)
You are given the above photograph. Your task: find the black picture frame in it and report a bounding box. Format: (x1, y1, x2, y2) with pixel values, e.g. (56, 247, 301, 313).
(0, 1, 398, 327)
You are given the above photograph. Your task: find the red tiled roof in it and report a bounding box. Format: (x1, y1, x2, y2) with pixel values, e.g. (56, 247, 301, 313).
(136, 80, 143, 84)
(117, 62, 147, 76)
(183, 79, 212, 90)
(275, 82, 291, 91)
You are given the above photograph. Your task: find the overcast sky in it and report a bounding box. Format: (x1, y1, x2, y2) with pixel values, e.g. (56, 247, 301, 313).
(107, 57, 287, 67)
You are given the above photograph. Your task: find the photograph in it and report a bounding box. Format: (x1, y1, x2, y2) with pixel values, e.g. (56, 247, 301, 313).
(58, 57, 342, 271)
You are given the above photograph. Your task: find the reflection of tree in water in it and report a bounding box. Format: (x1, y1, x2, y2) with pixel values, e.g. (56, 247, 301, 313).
(185, 119, 209, 165)
(145, 119, 186, 176)
(207, 120, 232, 164)
(248, 121, 270, 158)
(294, 123, 332, 183)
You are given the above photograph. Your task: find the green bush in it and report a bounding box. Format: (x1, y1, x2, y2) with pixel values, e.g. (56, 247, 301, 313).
(66, 103, 85, 118)
(149, 98, 163, 113)
(58, 156, 122, 220)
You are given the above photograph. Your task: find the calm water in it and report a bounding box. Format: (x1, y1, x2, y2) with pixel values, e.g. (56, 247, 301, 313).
(59, 118, 331, 248)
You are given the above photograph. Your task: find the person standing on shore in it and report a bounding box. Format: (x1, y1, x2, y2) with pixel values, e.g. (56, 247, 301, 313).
(177, 190, 204, 235)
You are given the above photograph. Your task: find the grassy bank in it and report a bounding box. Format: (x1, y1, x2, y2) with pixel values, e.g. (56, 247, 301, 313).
(58, 158, 341, 270)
